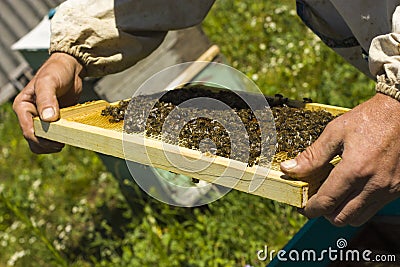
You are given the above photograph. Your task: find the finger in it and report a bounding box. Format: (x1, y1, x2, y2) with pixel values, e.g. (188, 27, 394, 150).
(303, 161, 359, 219)
(34, 73, 60, 122)
(13, 100, 65, 153)
(295, 162, 335, 218)
(28, 138, 65, 154)
(13, 87, 40, 142)
(280, 122, 343, 179)
(326, 190, 392, 227)
(347, 201, 386, 227)
(326, 201, 380, 227)
(13, 86, 65, 154)
(323, 189, 362, 227)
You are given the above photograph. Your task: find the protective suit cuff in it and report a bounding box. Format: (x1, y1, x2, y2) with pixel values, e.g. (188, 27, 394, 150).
(375, 75, 400, 101)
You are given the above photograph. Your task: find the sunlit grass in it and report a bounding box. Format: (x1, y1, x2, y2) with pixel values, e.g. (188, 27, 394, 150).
(203, 0, 375, 108)
(0, 0, 376, 266)
(0, 101, 305, 266)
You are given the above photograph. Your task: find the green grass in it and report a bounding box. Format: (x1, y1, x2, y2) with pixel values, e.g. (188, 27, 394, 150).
(0, 102, 305, 266)
(0, 0, 375, 266)
(202, 0, 375, 108)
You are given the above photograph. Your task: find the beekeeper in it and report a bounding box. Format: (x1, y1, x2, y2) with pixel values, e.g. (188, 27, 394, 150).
(13, 0, 400, 226)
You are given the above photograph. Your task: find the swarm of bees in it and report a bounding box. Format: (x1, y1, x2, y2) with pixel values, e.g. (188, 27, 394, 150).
(101, 99, 129, 123)
(272, 106, 335, 158)
(101, 86, 337, 166)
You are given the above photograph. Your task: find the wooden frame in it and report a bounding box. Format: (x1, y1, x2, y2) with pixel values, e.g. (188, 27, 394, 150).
(33, 100, 349, 207)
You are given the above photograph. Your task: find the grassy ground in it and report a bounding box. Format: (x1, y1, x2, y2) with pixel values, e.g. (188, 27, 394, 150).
(0, 0, 374, 266)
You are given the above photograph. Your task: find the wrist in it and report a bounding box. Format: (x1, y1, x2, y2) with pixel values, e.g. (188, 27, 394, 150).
(372, 91, 400, 115)
(49, 52, 86, 77)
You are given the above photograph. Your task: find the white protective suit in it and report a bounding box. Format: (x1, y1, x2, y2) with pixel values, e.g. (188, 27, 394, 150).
(50, 0, 400, 100)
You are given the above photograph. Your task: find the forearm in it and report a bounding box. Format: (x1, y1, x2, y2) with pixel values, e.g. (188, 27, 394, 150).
(50, 0, 215, 77)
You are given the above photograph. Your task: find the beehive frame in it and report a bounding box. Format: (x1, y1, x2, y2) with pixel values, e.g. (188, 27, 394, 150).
(33, 100, 349, 207)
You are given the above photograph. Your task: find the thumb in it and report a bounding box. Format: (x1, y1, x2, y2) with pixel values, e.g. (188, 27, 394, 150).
(34, 76, 60, 122)
(280, 123, 343, 180)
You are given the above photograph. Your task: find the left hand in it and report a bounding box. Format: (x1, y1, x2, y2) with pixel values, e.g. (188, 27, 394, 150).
(280, 93, 400, 227)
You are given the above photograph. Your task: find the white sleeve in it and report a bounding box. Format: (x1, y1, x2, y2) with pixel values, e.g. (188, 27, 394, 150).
(49, 0, 215, 77)
(369, 6, 400, 90)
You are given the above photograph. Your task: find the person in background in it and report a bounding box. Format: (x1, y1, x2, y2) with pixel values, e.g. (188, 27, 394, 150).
(13, 0, 400, 226)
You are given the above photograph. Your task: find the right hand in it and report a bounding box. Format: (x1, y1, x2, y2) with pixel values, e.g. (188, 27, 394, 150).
(13, 53, 85, 154)
(280, 93, 400, 226)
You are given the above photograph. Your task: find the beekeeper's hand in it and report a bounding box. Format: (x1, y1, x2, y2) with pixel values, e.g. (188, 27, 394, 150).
(281, 93, 400, 226)
(13, 53, 84, 154)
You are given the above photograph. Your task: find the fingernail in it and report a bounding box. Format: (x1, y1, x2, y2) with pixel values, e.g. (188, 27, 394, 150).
(281, 159, 297, 170)
(42, 107, 55, 120)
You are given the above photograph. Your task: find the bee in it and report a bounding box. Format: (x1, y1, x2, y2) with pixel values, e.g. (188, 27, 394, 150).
(101, 87, 338, 167)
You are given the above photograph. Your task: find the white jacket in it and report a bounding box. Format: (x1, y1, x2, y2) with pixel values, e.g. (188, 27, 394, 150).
(50, 0, 215, 77)
(50, 0, 400, 92)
